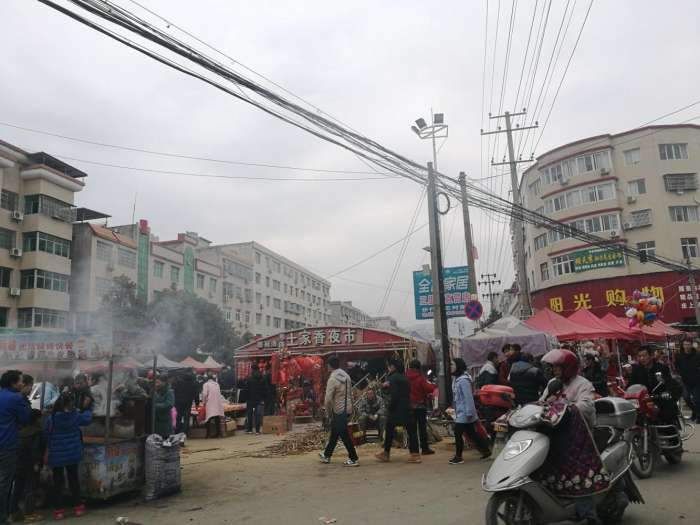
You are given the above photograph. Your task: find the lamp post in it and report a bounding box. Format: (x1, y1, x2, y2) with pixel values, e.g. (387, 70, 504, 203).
(411, 111, 448, 170)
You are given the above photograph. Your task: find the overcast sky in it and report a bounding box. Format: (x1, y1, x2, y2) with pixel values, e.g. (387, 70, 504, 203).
(2, 0, 699, 328)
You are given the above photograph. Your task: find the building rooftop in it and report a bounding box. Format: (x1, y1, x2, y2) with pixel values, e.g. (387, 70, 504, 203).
(89, 223, 137, 249)
(25, 152, 88, 178)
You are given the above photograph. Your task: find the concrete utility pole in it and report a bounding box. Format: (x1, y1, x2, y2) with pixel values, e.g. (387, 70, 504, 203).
(479, 273, 502, 313)
(481, 110, 537, 319)
(687, 258, 700, 325)
(458, 172, 478, 296)
(426, 162, 452, 408)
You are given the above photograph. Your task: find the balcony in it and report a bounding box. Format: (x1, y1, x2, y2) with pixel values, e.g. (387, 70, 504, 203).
(663, 173, 697, 193)
(622, 209, 652, 230)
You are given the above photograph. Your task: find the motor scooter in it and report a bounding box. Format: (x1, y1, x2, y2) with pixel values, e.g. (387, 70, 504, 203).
(482, 392, 644, 524)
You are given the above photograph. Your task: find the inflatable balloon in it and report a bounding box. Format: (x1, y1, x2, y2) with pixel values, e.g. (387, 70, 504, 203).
(632, 289, 641, 300)
(625, 308, 637, 318)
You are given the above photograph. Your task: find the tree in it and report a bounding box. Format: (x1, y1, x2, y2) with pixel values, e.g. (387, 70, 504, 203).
(98, 275, 148, 331)
(483, 309, 503, 328)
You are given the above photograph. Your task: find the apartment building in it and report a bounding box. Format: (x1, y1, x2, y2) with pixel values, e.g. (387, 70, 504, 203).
(0, 140, 84, 330)
(520, 124, 700, 323)
(328, 300, 371, 327)
(366, 315, 399, 332)
(216, 242, 331, 336)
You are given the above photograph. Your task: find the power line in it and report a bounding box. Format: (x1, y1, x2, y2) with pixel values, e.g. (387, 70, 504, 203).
(53, 155, 400, 182)
(0, 121, 394, 177)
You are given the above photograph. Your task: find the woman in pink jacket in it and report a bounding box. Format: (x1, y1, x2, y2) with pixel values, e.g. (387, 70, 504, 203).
(201, 375, 225, 438)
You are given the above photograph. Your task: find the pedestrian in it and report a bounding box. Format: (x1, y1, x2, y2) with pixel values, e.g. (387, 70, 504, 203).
(153, 375, 175, 438)
(450, 358, 491, 465)
(245, 368, 265, 435)
(582, 352, 608, 397)
(0, 370, 31, 525)
(70, 374, 93, 412)
(201, 374, 225, 438)
(319, 355, 359, 467)
(476, 351, 500, 389)
(173, 373, 199, 435)
(263, 366, 277, 416)
(10, 374, 44, 523)
(406, 359, 436, 456)
(675, 338, 700, 422)
(509, 352, 548, 405)
(375, 359, 416, 463)
(498, 344, 523, 385)
(218, 366, 236, 397)
(44, 392, 92, 520)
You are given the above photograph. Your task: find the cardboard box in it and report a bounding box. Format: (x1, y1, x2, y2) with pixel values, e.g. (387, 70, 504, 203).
(225, 420, 237, 435)
(262, 415, 291, 435)
(188, 427, 207, 439)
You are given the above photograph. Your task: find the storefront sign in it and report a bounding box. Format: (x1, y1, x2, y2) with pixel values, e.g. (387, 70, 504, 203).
(0, 332, 113, 363)
(413, 266, 471, 320)
(256, 327, 363, 350)
(573, 247, 625, 272)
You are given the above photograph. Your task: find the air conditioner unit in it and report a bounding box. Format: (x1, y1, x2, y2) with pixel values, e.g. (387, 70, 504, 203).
(610, 230, 619, 238)
(627, 196, 637, 204)
(676, 189, 684, 195)
(599, 168, 610, 176)
(10, 248, 22, 258)
(9, 288, 20, 297)
(622, 222, 632, 230)
(560, 178, 569, 186)
(10, 210, 24, 222)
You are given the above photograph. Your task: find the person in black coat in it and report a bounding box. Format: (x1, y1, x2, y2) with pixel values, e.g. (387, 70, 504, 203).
(245, 369, 266, 434)
(508, 353, 548, 406)
(174, 373, 199, 435)
(375, 359, 416, 462)
(630, 347, 681, 423)
(582, 354, 609, 396)
(675, 339, 700, 422)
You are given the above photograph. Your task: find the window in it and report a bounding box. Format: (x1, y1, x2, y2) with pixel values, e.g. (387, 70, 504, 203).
(223, 259, 253, 281)
(170, 266, 180, 283)
(255, 272, 261, 284)
(209, 278, 217, 293)
(0, 308, 7, 328)
(273, 317, 281, 328)
(245, 311, 250, 324)
(585, 214, 619, 233)
(540, 262, 550, 281)
(95, 277, 113, 299)
(196, 274, 205, 289)
(663, 173, 697, 192)
(272, 280, 281, 291)
(534, 234, 547, 251)
(637, 241, 656, 258)
(265, 276, 270, 288)
(273, 261, 281, 273)
(17, 309, 32, 329)
(266, 296, 271, 307)
(118, 248, 136, 269)
(266, 315, 271, 326)
(245, 289, 252, 303)
(20, 269, 69, 292)
(273, 298, 281, 309)
(284, 283, 288, 294)
(628, 209, 652, 228)
(256, 313, 262, 325)
(0, 228, 15, 250)
(235, 310, 241, 322)
(23, 194, 74, 221)
(225, 310, 232, 322)
(255, 292, 262, 304)
(1, 190, 18, 211)
(624, 148, 641, 166)
(529, 178, 542, 196)
(627, 179, 646, 196)
(255, 252, 261, 264)
(0, 267, 11, 288)
(681, 238, 698, 259)
(23, 232, 71, 257)
(96, 241, 112, 262)
(659, 143, 688, 160)
(153, 261, 164, 278)
(669, 206, 699, 223)
(542, 164, 563, 185)
(552, 255, 576, 276)
(575, 150, 610, 174)
(18, 308, 67, 329)
(565, 190, 581, 208)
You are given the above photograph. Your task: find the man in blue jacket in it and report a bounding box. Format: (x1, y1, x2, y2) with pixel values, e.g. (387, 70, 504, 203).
(0, 370, 31, 525)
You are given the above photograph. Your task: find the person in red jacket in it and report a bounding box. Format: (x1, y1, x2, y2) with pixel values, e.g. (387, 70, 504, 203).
(406, 359, 436, 456)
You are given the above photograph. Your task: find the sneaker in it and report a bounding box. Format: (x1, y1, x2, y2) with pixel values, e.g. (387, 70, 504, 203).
(245, 431, 253, 434)
(421, 449, 436, 455)
(448, 456, 464, 465)
(374, 451, 390, 462)
(73, 504, 86, 517)
(319, 452, 330, 464)
(407, 453, 422, 464)
(343, 459, 360, 467)
(255, 431, 262, 435)
(53, 509, 66, 521)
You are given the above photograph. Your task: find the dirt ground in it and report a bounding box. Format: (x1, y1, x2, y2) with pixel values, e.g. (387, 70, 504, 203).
(52, 425, 700, 525)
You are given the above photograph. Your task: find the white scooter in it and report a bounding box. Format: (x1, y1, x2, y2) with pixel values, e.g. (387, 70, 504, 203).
(482, 391, 644, 524)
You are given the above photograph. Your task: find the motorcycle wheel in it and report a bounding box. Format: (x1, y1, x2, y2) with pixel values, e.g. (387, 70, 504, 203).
(630, 434, 655, 479)
(663, 449, 683, 464)
(485, 492, 538, 525)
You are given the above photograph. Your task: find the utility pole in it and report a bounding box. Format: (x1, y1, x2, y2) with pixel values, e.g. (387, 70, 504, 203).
(687, 258, 700, 325)
(458, 172, 478, 296)
(481, 110, 537, 319)
(479, 273, 502, 313)
(426, 161, 452, 409)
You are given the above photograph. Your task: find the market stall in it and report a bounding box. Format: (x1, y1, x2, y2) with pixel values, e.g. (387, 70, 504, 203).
(525, 308, 614, 341)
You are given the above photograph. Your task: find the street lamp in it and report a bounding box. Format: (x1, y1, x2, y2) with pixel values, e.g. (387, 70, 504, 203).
(411, 111, 448, 170)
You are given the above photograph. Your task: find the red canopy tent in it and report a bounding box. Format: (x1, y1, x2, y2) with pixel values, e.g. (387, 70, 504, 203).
(568, 309, 634, 340)
(525, 308, 611, 341)
(202, 356, 223, 372)
(600, 313, 682, 341)
(180, 356, 207, 374)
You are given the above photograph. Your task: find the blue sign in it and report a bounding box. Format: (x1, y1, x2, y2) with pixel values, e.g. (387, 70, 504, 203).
(412, 266, 470, 320)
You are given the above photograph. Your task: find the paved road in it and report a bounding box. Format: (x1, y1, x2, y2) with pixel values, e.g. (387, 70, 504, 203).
(75, 427, 699, 524)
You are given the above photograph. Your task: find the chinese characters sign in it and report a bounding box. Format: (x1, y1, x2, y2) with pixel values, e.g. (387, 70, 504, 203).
(412, 266, 471, 320)
(0, 332, 113, 363)
(573, 247, 625, 272)
(256, 327, 362, 350)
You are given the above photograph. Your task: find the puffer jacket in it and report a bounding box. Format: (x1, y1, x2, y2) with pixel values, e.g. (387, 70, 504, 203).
(44, 409, 92, 468)
(406, 369, 435, 409)
(0, 387, 31, 450)
(509, 361, 547, 405)
(324, 369, 352, 416)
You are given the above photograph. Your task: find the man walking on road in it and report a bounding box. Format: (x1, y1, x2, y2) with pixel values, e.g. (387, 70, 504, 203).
(320, 356, 359, 467)
(375, 359, 418, 463)
(406, 359, 435, 455)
